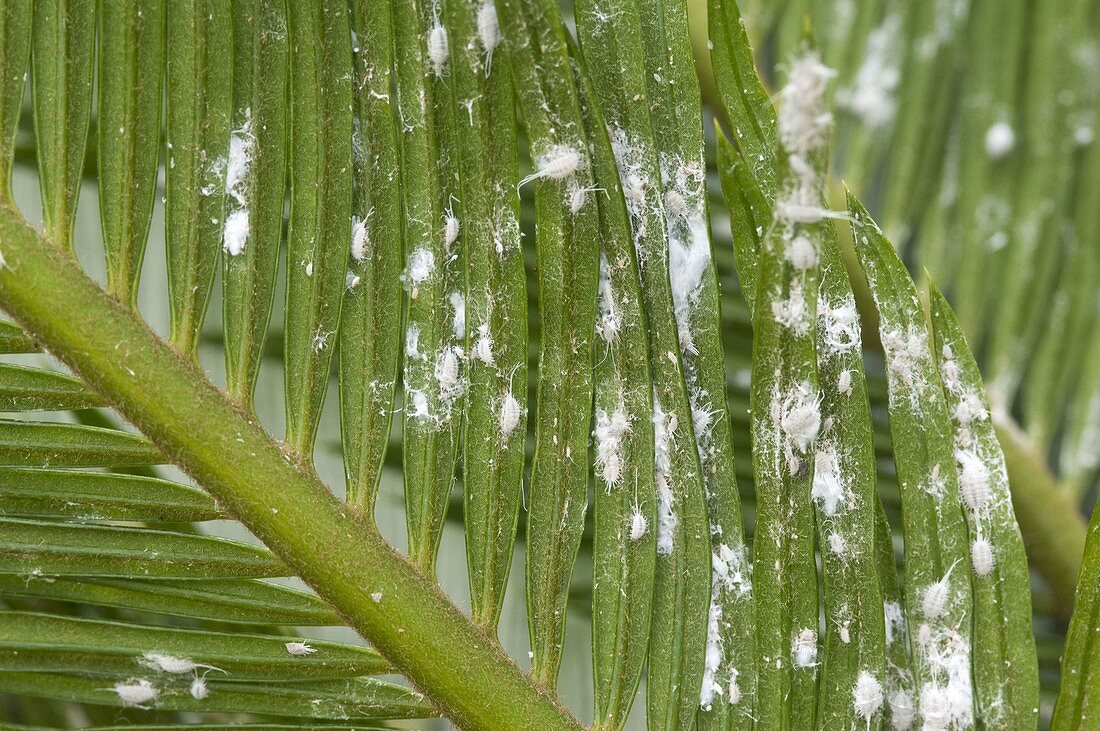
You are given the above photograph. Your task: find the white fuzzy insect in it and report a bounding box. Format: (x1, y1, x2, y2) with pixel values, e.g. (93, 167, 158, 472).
(629, 505, 648, 540)
(594, 407, 631, 487)
(955, 448, 992, 512)
(408, 389, 432, 422)
(826, 531, 847, 557)
(787, 234, 818, 271)
(664, 188, 687, 217)
(919, 683, 951, 731)
(887, 689, 916, 730)
(499, 392, 522, 439)
(853, 671, 884, 720)
(285, 641, 316, 656)
(345, 271, 361, 290)
(922, 565, 956, 619)
(113, 679, 159, 707)
(477, 1, 500, 75)
(404, 248, 436, 295)
(443, 210, 461, 248)
(791, 628, 818, 668)
(225, 113, 254, 206)
(139, 652, 222, 675)
(427, 18, 449, 77)
(223, 209, 250, 256)
(474, 322, 495, 365)
(970, 537, 995, 577)
(189, 676, 209, 700)
(779, 382, 822, 453)
(350, 215, 369, 262)
(449, 291, 466, 340)
(837, 369, 853, 396)
(518, 145, 583, 187)
(812, 448, 846, 516)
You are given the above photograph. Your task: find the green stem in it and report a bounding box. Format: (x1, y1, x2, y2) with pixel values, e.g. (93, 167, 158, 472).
(996, 416, 1087, 620)
(0, 203, 583, 731)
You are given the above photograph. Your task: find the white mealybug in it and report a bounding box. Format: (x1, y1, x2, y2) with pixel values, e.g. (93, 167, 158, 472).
(826, 531, 846, 556)
(787, 234, 818, 271)
(139, 652, 222, 675)
(404, 248, 436, 296)
(888, 689, 916, 730)
(449, 291, 466, 340)
(955, 448, 992, 512)
(408, 389, 432, 422)
(113, 679, 159, 707)
(350, 215, 369, 261)
(811, 448, 846, 515)
(838, 369, 853, 396)
(477, 1, 500, 75)
(629, 505, 648, 540)
(223, 209, 250, 256)
(984, 121, 1015, 159)
(664, 188, 687, 217)
(474, 322, 495, 364)
(499, 392, 522, 439)
(779, 382, 822, 452)
(427, 19, 449, 78)
(918, 684, 951, 731)
(190, 676, 209, 700)
(519, 145, 583, 187)
(791, 628, 818, 668)
(569, 184, 601, 214)
(285, 641, 316, 656)
(345, 271, 361, 290)
(922, 566, 956, 619)
(970, 537, 995, 577)
(304, 259, 314, 277)
(443, 209, 460, 248)
(853, 671, 884, 721)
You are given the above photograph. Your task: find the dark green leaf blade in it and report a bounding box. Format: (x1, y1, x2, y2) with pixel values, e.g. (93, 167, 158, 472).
(0, 422, 161, 467)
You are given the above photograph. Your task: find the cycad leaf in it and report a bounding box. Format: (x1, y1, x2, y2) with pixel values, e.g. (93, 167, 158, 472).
(0, 364, 102, 411)
(0, 468, 218, 521)
(849, 193, 975, 727)
(392, 0, 464, 571)
(338, 0, 402, 512)
(0, 611, 386, 679)
(31, 0, 95, 249)
(568, 32, 656, 730)
(0, 672, 432, 720)
(0, 575, 339, 625)
(165, 0, 232, 356)
(0, 422, 161, 467)
(97, 0, 165, 306)
(283, 0, 353, 455)
(0, 321, 37, 354)
(222, 0, 288, 407)
(448, 0, 527, 632)
(0, 518, 284, 578)
(928, 283, 1039, 727)
(715, 132, 770, 317)
(0, 0, 30, 203)
(496, 0, 601, 687)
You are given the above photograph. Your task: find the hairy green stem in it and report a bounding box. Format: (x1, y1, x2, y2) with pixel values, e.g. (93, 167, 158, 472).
(0, 203, 582, 731)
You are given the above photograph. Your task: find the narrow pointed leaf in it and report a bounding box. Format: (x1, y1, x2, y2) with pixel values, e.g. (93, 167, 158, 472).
(0, 468, 217, 521)
(716, 130, 771, 318)
(850, 194, 974, 728)
(0, 576, 341, 625)
(0, 321, 37, 353)
(496, 0, 601, 686)
(165, 0, 233, 356)
(283, 0, 353, 454)
(0, 518, 284, 578)
(929, 284, 1038, 727)
(0, 672, 433, 720)
(569, 35, 656, 730)
(0, 0, 30, 203)
(0, 364, 102, 411)
(32, 0, 95, 250)
(875, 499, 915, 730)
(338, 0, 402, 512)
(449, 0, 526, 631)
(222, 0, 288, 407)
(97, 0, 165, 306)
(0, 421, 162, 467)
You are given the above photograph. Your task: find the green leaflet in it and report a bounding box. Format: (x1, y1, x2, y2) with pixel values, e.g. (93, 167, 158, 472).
(1054, 490, 1100, 727)
(0, 519, 284, 578)
(568, 34, 655, 730)
(338, 0, 402, 512)
(283, 0, 353, 455)
(0, 0, 30, 203)
(31, 0, 94, 250)
(813, 227, 886, 728)
(849, 194, 974, 727)
(0, 611, 387, 679)
(0, 672, 432, 720)
(716, 131, 770, 317)
(222, 0, 288, 407)
(875, 499, 915, 730)
(929, 284, 1039, 727)
(392, 0, 463, 572)
(0, 321, 37, 353)
(3, 726, 386, 731)
(496, 0, 601, 687)
(0, 364, 101, 411)
(165, 0, 232, 357)
(97, 0, 164, 307)
(0, 468, 218, 521)
(708, 0, 778, 199)
(449, 0, 526, 631)
(0, 421, 161, 467)
(0, 576, 341, 626)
